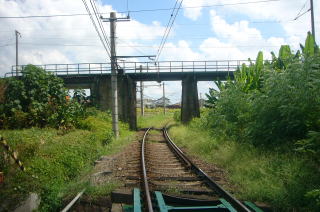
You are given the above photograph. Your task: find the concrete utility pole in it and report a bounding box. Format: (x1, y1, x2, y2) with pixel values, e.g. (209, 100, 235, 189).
(139, 65, 144, 116)
(101, 12, 130, 138)
(310, 0, 315, 40)
(110, 12, 119, 138)
(15, 30, 21, 76)
(162, 82, 166, 115)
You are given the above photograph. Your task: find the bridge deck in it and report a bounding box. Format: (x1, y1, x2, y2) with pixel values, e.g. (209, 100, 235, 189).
(6, 60, 248, 81)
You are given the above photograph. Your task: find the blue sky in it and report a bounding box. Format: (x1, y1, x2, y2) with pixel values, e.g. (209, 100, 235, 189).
(0, 0, 319, 102)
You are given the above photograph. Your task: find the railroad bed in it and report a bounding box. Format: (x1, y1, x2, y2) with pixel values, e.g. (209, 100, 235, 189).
(144, 129, 216, 198)
(62, 127, 264, 212)
(137, 127, 262, 212)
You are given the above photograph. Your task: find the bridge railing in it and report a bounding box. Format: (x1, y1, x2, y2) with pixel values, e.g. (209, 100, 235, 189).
(6, 63, 111, 77)
(119, 60, 251, 73)
(6, 60, 253, 77)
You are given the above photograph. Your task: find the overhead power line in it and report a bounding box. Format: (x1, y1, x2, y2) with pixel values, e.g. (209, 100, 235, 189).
(0, 43, 14, 47)
(90, 0, 111, 51)
(117, 38, 149, 56)
(156, 0, 184, 62)
(294, 0, 310, 20)
(121, 0, 281, 14)
(81, 0, 111, 58)
(19, 42, 101, 47)
(0, 0, 281, 19)
(117, 45, 282, 49)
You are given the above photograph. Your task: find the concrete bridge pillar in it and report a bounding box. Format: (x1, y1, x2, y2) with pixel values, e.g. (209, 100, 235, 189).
(90, 74, 136, 130)
(90, 77, 112, 111)
(181, 75, 200, 123)
(118, 74, 137, 130)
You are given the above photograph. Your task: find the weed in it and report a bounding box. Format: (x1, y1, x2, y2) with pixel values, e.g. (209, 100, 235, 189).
(0, 110, 133, 211)
(169, 123, 320, 210)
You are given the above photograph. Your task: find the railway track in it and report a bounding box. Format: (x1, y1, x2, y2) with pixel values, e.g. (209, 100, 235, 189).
(62, 127, 263, 211)
(139, 127, 260, 212)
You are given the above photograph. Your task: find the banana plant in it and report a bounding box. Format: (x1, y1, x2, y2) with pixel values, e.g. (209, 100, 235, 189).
(270, 45, 295, 71)
(234, 51, 264, 93)
(300, 31, 319, 57)
(205, 80, 226, 108)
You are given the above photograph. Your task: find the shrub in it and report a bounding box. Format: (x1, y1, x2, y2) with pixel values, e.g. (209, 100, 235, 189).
(0, 65, 86, 129)
(205, 32, 320, 147)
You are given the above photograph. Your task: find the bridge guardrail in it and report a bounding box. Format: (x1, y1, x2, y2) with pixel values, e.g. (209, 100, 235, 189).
(6, 60, 254, 77)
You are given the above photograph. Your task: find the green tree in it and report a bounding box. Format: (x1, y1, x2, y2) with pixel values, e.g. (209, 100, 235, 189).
(0, 65, 85, 129)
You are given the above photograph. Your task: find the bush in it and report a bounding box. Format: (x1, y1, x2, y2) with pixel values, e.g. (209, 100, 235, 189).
(205, 33, 320, 147)
(0, 65, 86, 129)
(201, 32, 320, 209)
(248, 55, 320, 146)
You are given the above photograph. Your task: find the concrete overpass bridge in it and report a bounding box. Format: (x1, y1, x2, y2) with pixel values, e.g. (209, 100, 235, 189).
(7, 60, 249, 130)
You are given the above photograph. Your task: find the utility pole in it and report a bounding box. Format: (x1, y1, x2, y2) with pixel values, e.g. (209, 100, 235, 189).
(101, 12, 130, 138)
(15, 30, 21, 76)
(310, 0, 315, 40)
(110, 12, 119, 138)
(162, 82, 166, 115)
(200, 93, 202, 108)
(139, 65, 144, 116)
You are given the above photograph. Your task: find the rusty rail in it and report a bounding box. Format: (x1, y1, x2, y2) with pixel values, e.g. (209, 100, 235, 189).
(163, 127, 252, 212)
(141, 127, 154, 212)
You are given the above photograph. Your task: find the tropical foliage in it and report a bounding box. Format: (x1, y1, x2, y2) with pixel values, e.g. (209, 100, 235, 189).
(204, 32, 320, 209)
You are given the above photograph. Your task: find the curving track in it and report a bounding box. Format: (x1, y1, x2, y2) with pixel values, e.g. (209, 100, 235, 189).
(141, 127, 252, 212)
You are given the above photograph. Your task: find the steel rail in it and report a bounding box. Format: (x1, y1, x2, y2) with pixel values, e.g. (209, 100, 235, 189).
(163, 127, 252, 212)
(60, 189, 85, 212)
(141, 127, 154, 212)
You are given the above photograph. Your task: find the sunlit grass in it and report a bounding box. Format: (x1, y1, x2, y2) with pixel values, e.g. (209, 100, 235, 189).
(169, 123, 319, 210)
(137, 108, 176, 128)
(0, 110, 134, 211)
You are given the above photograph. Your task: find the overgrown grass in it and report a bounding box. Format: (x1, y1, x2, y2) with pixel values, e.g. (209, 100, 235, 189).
(169, 122, 320, 211)
(0, 109, 134, 211)
(137, 108, 175, 128)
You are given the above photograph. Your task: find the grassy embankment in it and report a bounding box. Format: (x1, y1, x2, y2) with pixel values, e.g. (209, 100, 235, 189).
(0, 109, 134, 211)
(169, 117, 319, 210)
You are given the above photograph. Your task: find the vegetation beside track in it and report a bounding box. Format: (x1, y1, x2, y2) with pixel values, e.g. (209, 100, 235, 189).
(139, 33, 320, 210)
(170, 33, 320, 211)
(169, 122, 319, 210)
(137, 108, 175, 128)
(0, 109, 134, 211)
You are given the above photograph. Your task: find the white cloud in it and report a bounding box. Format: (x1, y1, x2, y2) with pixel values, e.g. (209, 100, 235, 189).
(198, 10, 287, 60)
(159, 40, 202, 61)
(0, 0, 165, 76)
(182, 0, 205, 21)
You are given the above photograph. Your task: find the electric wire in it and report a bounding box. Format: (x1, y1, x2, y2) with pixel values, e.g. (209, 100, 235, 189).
(117, 44, 281, 49)
(0, 43, 14, 47)
(0, 0, 281, 19)
(155, 0, 183, 62)
(294, 0, 308, 20)
(117, 38, 149, 56)
(294, 9, 311, 20)
(81, 0, 111, 58)
(157, 0, 180, 56)
(121, 0, 281, 14)
(90, 0, 111, 51)
(19, 42, 101, 47)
